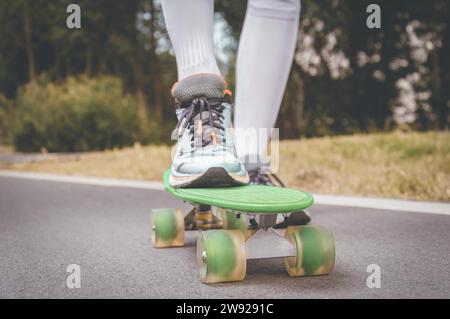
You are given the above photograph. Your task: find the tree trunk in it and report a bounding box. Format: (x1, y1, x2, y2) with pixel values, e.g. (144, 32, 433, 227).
(378, 0, 397, 130)
(23, 1, 36, 82)
(292, 64, 306, 138)
(347, 0, 368, 132)
(53, 42, 61, 82)
(113, 59, 120, 76)
(437, 2, 450, 129)
(133, 62, 148, 119)
(65, 57, 71, 76)
(297, 73, 305, 137)
(85, 46, 92, 76)
(148, 0, 163, 119)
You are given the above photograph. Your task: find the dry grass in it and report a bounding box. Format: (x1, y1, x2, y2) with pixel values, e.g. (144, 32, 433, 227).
(0, 143, 172, 181)
(1, 131, 449, 201)
(277, 132, 450, 201)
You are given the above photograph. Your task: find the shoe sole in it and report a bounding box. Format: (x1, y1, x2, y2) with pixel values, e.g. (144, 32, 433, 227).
(170, 167, 249, 188)
(274, 210, 311, 228)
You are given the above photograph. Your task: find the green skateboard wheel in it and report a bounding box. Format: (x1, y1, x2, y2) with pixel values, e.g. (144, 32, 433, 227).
(150, 208, 185, 248)
(284, 225, 335, 276)
(197, 229, 246, 283)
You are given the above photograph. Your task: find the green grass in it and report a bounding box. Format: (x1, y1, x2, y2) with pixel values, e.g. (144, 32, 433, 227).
(1, 131, 449, 201)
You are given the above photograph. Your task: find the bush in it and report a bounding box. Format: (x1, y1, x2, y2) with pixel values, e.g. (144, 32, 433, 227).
(13, 76, 141, 152)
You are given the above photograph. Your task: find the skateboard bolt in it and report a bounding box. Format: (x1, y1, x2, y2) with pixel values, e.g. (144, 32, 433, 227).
(201, 251, 207, 263)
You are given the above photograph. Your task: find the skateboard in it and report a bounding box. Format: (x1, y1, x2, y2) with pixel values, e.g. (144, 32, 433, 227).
(150, 169, 335, 283)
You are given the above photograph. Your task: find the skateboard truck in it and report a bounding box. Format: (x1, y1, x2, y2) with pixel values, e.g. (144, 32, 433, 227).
(245, 227, 296, 259)
(185, 205, 222, 230)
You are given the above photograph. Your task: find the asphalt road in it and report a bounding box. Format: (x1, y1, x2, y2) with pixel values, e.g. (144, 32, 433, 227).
(1, 175, 449, 298)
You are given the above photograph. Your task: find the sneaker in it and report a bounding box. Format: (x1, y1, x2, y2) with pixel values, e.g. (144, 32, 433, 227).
(169, 74, 249, 188)
(248, 166, 311, 226)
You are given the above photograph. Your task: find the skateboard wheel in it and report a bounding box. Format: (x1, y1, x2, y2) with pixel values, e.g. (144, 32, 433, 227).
(284, 225, 335, 276)
(150, 208, 184, 248)
(216, 208, 253, 240)
(197, 229, 246, 283)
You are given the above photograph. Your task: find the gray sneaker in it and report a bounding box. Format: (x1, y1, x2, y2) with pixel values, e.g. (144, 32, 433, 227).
(169, 74, 249, 188)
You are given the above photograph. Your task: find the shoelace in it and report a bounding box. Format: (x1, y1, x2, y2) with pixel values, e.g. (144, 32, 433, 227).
(172, 96, 228, 148)
(248, 168, 285, 187)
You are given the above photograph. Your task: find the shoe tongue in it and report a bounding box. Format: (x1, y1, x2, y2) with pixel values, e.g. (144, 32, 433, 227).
(172, 74, 225, 103)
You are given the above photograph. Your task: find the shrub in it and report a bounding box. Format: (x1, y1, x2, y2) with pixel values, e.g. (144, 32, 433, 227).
(13, 76, 141, 152)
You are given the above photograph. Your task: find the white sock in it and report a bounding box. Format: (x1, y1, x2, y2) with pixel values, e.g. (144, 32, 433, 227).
(234, 0, 300, 166)
(160, 0, 221, 80)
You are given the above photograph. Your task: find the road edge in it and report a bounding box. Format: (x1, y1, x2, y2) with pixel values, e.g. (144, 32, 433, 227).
(1, 170, 449, 216)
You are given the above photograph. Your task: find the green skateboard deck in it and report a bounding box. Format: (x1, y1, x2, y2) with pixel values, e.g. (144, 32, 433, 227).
(163, 169, 314, 213)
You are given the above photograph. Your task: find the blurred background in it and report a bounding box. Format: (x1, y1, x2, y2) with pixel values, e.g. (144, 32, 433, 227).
(0, 0, 448, 200)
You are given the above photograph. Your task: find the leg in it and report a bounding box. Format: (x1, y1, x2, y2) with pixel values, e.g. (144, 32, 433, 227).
(234, 0, 301, 167)
(233, 0, 309, 224)
(160, 0, 220, 80)
(161, 0, 249, 187)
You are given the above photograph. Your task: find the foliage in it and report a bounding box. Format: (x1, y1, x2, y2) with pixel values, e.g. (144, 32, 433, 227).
(0, 0, 448, 149)
(13, 76, 142, 152)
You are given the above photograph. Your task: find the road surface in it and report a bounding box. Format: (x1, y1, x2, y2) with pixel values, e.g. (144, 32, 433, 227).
(0, 175, 449, 298)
